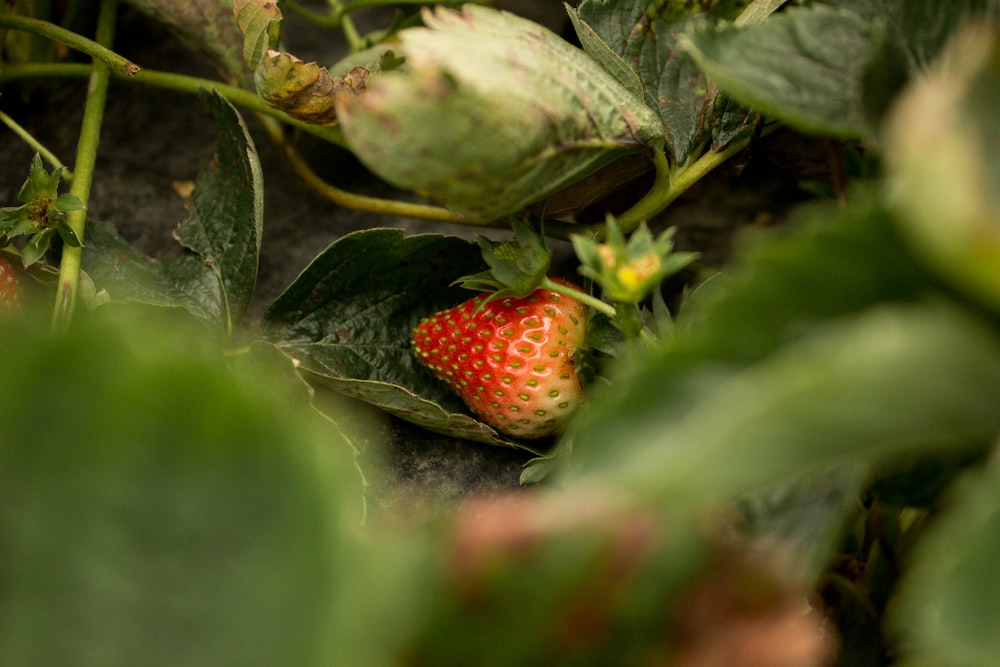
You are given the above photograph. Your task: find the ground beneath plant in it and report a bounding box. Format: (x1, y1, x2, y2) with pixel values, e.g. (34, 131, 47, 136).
(0, 1, 819, 513)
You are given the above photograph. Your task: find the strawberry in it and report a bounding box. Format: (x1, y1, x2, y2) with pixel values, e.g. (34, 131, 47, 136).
(0, 256, 21, 311)
(412, 282, 586, 439)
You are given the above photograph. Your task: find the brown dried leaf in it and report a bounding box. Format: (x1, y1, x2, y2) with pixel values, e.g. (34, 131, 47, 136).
(254, 51, 370, 126)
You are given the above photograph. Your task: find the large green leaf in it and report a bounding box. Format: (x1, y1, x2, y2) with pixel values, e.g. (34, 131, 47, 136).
(260, 229, 535, 450)
(893, 455, 1000, 666)
(575, 301, 1000, 511)
(573, 0, 757, 163)
(336, 5, 663, 221)
(682, 5, 876, 138)
(738, 467, 867, 585)
(829, 0, 1000, 71)
(83, 90, 263, 335)
(0, 307, 356, 666)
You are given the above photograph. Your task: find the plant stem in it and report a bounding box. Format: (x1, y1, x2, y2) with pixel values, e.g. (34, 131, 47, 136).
(547, 135, 761, 242)
(340, 15, 364, 51)
(1, 61, 477, 225)
(338, 0, 450, 13)
(541, 277, 616, 319)
(52, 0, 116, 329)
(0, 12, 138, 77)
(0, 63, 348, 147)
(0, 110, 73, 181)
(281, 0, 341, 28)
(618, 140, 754, 234)
(264, 118, 483, 225)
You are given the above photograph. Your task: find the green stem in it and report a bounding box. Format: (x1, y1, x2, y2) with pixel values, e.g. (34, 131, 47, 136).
(0, 110, 73, 181)
(0, 12, 138, 77)
(281, 0, 340, 28)
(340, 15, 364, 51)
(0, 63, 348, 147)
(338, 0, 447, 14)
(52, 0, 116, 329)
(546, 135, 761, 242)
(267, 117, 478, 225)
(541, 276, 616, 319)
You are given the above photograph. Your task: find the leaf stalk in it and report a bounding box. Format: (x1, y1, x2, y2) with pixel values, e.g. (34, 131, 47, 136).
(0, 11, 138, 77)
(51, 0, 117, 329)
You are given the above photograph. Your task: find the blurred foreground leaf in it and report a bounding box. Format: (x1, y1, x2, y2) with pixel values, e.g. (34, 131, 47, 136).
(893, 454, 1000, 666)
(569, 197, 1000, 510)
(885, 24, 1000, 312)
(0, 307, 357, 667)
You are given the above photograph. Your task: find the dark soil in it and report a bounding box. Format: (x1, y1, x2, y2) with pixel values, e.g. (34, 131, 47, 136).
(0, 1, 818, 513)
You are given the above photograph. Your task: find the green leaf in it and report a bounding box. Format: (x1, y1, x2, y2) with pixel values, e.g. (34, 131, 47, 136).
(260, 229, 534, 450)
(173, 89, 263, 330)
(894, 456, 1000, 666)
(83, 221, 225, 324)
(682, 5, 876, 138)
(53, 193, 85, 213)
(0, 307, 357, 667)
(565, 6, 645, 98)
(456, 219, 552, 300)
(54, 217, 83, 248)
(17, 152, 62, 203)
(82, 90, 263, 334)
(574, 0, 757, 163)
(734, 0, 790, 26)
(20, 229, 52, 267)
(336, 5, 664, 221)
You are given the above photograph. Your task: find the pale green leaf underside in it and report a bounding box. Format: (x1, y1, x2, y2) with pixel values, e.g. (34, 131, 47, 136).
(337, 5, 663, 221)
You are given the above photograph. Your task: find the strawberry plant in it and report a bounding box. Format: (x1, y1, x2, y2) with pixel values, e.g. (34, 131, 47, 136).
(2, 0, 1000, 665)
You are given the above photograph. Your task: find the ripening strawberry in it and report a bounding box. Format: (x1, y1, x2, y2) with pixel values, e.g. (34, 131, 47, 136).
(0, 256, 21, 311)
(412, 283, 586, 439)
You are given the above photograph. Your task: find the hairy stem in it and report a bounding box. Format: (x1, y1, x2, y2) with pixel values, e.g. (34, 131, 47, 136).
(52, 0, 116, 329)
(263, 118, 483, 225)
(0, 63, 347, 147)
(0, 12, 138, 77)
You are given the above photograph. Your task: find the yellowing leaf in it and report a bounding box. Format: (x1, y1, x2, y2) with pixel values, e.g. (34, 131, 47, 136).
(233, 0, 281, 71)
(255, 51, 369, 127)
